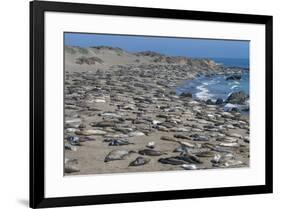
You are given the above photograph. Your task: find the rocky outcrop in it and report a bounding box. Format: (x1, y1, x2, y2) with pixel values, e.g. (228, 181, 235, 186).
(226, 74, 242, 81)
(180, 92, 192, 98)
(215, 98, 224, 105)
(226, 91, 248, 104)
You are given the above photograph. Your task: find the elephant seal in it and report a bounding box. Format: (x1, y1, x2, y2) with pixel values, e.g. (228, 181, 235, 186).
(173, 146, 188, 154)
(160, 136, 177, 142)
(65, 158, 78, 164)
(190, 134, 209, 141)
(104, 150, 135, 162)
(107, 139, 134, 146)
(195, 151, 215, 157)
(138, 149, 167, 156)
(176, 153, 202, 164)
(158, 157, 186, 165)
(129, 156, 150, 166)
(67, 136, 81, 146)
(75, 129, 107, 136)
(174, 134, 190, 140)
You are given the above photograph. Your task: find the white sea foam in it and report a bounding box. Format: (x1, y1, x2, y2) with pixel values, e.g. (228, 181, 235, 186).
(195, 85, 213, 100)
(227, 92, 233, 97)
(224, 103, 238, 112)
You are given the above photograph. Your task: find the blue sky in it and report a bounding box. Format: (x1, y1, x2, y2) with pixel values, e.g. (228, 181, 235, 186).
(64, 33, 249, 59)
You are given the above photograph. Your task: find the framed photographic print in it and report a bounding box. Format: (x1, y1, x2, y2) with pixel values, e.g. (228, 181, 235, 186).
(30, 0, 273, 208)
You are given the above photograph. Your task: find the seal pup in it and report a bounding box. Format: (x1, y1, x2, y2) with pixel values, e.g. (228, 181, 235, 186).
(104, 150, 136, 162)
(129, 156, 150, 166)
(138, 149, 167, 156)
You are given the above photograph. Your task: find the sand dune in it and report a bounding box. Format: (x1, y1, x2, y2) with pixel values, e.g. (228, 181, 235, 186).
(65, 45, 221, 73)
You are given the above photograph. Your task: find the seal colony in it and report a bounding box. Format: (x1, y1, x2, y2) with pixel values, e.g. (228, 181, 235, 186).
(64, 46, 249, 175)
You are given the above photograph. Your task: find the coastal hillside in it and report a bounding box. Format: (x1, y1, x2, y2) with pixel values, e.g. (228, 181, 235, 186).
(65, 45, 222, 74)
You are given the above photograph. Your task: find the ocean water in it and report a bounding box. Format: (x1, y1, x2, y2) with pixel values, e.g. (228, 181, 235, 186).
(176, 58, 249, 104)
(176, 71, 249, 101)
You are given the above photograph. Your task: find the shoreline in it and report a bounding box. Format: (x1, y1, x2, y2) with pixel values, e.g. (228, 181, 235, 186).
(175, 70, 249, 107)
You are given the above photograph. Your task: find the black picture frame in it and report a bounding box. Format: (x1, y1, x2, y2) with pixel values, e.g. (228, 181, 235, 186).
(30, 1, 273, 208)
